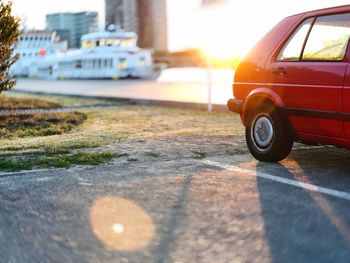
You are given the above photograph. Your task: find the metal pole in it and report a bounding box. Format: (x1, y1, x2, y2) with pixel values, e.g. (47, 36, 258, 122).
(207, 57, 213, 113)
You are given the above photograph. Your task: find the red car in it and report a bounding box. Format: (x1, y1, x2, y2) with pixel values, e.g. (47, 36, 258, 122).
(228, 5, 350, 162)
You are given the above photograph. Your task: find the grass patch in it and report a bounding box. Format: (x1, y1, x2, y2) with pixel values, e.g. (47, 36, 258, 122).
(0, 96, 60, 110)
(0, 94, 241, 172)
(0, 139, 104, 156)
(0, 151, 119, 171)
(37, 151, 115, 168)
(193, 151, 206, 159)
(114, 153, 129, 158)
(0, 112, 86, 139)
(0, 158, 33, 171)
(144, 152, 160, 158)
(44, 139, 103, 155)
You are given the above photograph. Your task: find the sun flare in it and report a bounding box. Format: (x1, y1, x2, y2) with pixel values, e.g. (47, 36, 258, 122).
(195, 2, 255, 61)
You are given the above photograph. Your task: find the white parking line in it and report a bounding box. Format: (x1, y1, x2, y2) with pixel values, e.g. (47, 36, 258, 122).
(78, 182, 94, 186)
(201, 160, 350, 202)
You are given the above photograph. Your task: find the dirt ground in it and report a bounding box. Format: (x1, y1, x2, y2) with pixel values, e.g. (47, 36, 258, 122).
(0, 93, 245, 170)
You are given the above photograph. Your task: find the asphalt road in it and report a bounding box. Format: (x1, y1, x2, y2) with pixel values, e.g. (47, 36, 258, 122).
(1, 134, 350, 262)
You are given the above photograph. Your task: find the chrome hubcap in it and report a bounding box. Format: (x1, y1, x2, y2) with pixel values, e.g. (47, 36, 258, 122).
(252, 115, 274, 151)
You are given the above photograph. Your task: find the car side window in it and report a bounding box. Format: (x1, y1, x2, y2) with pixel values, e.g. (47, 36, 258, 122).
(302, 13, 350, 61)
(277, 18, 313, 61)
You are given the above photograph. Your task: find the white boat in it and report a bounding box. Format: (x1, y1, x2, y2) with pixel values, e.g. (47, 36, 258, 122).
(15, 29, 161, 80)
(11, 31, 67, 78)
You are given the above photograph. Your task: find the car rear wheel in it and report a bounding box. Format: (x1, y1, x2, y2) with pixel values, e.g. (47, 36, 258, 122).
(246, 105, 293, 162)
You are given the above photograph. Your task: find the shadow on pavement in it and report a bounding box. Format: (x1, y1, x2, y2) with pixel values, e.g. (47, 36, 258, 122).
(256, 161, 350, 263)
(289, 147, 350, 190)
(153, 174, 193, 263)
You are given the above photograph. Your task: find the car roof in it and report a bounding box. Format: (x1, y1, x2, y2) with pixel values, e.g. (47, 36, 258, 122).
(287, 4, 350, 18)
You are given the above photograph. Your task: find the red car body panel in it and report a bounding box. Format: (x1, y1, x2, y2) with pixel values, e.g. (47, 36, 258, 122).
(229, 5, 350, 149)
(265, 61, 346, 138)
(343, 66, 350, 139)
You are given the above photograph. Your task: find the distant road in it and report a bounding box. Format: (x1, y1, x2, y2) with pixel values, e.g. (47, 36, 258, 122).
(13, 68, 234, 105)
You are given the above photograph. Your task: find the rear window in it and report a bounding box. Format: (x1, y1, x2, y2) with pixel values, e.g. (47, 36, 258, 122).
(278, 13, 350, 62)
(278, 18, 313, 61)
(302, 13, 350, 61)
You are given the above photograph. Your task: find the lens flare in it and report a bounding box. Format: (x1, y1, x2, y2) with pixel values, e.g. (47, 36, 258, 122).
(90, 196, 155, 251)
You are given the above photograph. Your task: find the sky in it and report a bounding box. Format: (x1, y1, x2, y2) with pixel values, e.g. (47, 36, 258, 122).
(168, 0, 350, 56)
(9, 0, 350, 56)
(10, 0, 105, 29)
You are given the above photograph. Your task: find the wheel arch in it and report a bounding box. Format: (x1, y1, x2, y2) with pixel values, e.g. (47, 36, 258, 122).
(242, 89, 297, 140)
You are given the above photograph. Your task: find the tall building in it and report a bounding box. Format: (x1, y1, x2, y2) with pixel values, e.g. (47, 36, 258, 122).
(105, 0, 168, 52)
(105, 0, 138, 34)
(148, 0, 167, 52)
(46, 12, 98, 48)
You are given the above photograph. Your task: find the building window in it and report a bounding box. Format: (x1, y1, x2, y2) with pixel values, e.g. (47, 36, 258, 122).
(76, 60, 82, 69)
(100, 39, 106, 46)
(82, 40, 91, 48)
(119, 58, 127, 69)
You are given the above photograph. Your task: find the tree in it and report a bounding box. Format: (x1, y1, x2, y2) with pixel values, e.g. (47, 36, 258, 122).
(0, 1, 20, 93)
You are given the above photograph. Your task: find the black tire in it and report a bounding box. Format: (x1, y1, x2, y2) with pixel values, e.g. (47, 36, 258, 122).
(245, 105, 293, 162)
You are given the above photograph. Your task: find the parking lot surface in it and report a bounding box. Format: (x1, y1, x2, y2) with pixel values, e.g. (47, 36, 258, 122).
(1, 114, 350, 263)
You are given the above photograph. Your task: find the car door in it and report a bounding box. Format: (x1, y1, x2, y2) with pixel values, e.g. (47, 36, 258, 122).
(265, 13, 350, 139)
(343, 64, 350, 139)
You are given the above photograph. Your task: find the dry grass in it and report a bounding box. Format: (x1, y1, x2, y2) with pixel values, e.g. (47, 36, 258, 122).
(0, 94, 241, 171)
(0, 151, 116, 171)
(0, 95, 60, 110)
(0, 112, 86, 139)
(81, 106, 239, 139)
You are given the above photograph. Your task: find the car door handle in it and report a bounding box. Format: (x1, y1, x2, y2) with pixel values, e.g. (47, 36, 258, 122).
(272, 67, 287, 75)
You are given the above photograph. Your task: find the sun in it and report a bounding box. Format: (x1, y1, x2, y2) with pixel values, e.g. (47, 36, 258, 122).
(195, 2, 251, 61)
